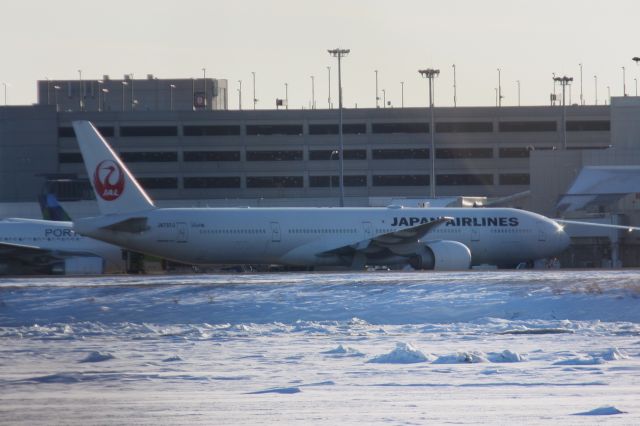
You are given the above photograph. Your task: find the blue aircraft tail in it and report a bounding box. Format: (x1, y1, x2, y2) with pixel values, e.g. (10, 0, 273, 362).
(38, 193, 72, 221)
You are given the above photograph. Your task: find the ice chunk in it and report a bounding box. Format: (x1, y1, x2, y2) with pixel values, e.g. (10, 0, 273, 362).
(322, 345, 364, 357)
(79, 351, 115, 363)
(433, 351, 489, 364)
(489, 350, 527, 363)
(162, 355, 183, 362)
(500, 328, 574, 335)
(553, 356, 605, 365)
(368, 342, 431, 364)
(249, 387, 301, 394)
(573, 406, 626, 416)
(600, 348, 628, 361)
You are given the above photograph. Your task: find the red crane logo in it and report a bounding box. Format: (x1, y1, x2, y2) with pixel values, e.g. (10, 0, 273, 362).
(94, 160, 125, 201)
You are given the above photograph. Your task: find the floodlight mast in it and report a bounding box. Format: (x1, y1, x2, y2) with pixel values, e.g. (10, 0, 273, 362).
(328, 48, 350, 207)
(418, 68, 439, 198)
(553, 75, 573, 149)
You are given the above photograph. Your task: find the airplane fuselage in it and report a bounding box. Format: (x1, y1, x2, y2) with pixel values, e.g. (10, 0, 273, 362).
(0, 218, 124, 273)
(76, 206, 570, 269)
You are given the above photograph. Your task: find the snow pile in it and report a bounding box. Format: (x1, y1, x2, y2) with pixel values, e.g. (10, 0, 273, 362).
(433, 351, 490, 364)
(500, 327, 574, 335)
(368, 342, 432, 364)
(249, 387, 302, 395)
(79, 351, 115, 363)
(600, 348, 628, 361)
(553, 356, 605, 366)
(162, 355, 183, 362)
(322, 345, 365, 357)
(488, 350, 526, 363)
(573, 406, 627, 416)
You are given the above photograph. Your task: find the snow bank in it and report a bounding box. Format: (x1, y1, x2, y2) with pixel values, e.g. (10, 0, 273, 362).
(368, 343, 432, 364)
(500, 328, 574, 335)
(433, 351, 489, 364)
(162, 355, 183, 362)
(600, 348, 628, 361)
(249, 387, 301, 395)
(573, 406, 627, 416)
(488, 350, 526, 363)
(79, 351, 115, 363)
(553, 356, 605, 366)
(322, 345, 365, 357)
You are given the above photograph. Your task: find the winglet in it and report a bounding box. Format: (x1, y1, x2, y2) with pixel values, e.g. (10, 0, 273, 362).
(72, 121, 155, 215)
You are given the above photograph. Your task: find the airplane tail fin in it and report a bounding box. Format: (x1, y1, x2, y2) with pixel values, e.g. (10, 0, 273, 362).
(72, 121, 155, 215)
(38, 193, 72, 221)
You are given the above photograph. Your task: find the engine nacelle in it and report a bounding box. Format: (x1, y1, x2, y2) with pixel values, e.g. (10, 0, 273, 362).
(409, 240, 472, 270)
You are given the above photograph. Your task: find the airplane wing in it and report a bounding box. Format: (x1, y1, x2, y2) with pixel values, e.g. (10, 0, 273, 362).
(555, 219, 640, 232)
(0, 241, 52, 256)
(0, 241, 63, 264)
(318, 216, 453, 257)
(0, 241, 96, 262)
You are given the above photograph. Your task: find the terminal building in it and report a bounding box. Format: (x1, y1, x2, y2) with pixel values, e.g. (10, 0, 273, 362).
(1, 77, 640, 267)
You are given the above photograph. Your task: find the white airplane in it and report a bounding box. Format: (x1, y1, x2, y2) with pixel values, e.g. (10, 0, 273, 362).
(69, 120, 579, 270)
(0, 195, 125, 275)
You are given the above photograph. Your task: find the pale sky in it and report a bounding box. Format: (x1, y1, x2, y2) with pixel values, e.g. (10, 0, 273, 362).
(2, 0, 639, 109)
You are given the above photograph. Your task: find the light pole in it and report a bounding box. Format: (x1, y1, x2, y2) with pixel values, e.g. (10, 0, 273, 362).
(382, 89, 386, 108)
(123, 73, 138, 111)
(633, 57, 640, 96)
(622, 66, 627, 96)
(635, 78, 638, 96)
(452, 64, 457, 107)
(497, 68, 503, 107)
(327, 66, 331, 109)
(202, 68, 207, 109)
(594, 75, 598, 105)
(97, 80, 103, 111)
(607, 85, 611, 104)
(516, 80, 521, 106)
(2, 82, 7, 106)
(78, 69, 83, 111)
(311, 75, 315, 109)
(128, 73, 134, 111)
(121, 81, 128, 111)
(53, 85, 60, 111)
(237, 80, 242, 110)
(284, 82, 288, 110)
(45, 77, 50, 105)
(329, 149, 339, 197)
(252, 71, 257, 109)
(102, 88, 109, 112)
(552, 73, 557, 106)
(579, 63, 583, 105)
(169, 84, 176, 111)
(553, 75, 573, 150)
(400, 81, 404, 108)
(328, 48, 350, 207)
(418, 68, 440, 198)
(375, 69, 379, 108)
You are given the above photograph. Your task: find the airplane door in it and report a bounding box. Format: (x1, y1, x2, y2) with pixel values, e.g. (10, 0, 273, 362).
(362, 221, 372, 238)
(270, 222, 281, 242)
(176, 222, 188, 243)
(537, 221, 546, 242)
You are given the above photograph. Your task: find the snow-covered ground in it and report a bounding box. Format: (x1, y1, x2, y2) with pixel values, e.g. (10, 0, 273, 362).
(1, 271, 640, 424)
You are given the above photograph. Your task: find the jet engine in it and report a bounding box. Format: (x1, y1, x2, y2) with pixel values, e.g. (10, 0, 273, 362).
(408, 240, 472, 270)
